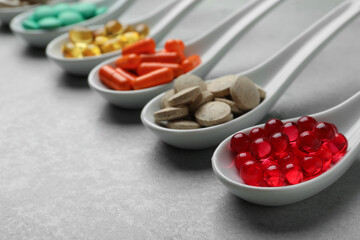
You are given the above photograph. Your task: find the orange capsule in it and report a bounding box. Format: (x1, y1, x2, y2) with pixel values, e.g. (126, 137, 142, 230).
(122, 38, 156, 55)
(99, 65, 132, 91)
(137, 62, 183, 77)
(133, 67, 174, 90)
(139, 52, 181, 64)
(182, 55, 201, 73)
(164, 39, 185, 52)
(115, 53, 141, 70)
(115, 67, 137, 85)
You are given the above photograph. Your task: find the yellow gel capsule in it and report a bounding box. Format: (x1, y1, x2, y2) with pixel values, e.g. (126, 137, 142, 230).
(83, 44, 101, 57)
(134, 23, 149, 37)
(62, 42, 82, 58)
(94, 36, 108, 46)
(100, 38, 124, 53)
(69, 27, 94, 44)
(93, 27, 107, 37)
(105, 20, 122, 35)
(121, 32, 140, 47)
(120, 24, 134, 34)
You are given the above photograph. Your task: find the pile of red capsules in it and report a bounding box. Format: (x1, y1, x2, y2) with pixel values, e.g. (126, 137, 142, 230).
(230, 116, 348, 187)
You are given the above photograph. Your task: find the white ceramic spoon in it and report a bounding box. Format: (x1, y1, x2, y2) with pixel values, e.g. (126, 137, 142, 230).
(141, 0, 360, 150)
(9, 0, 133, 47)
(46, 0, 200, 75)
(88, 0, 284, 109)
(0, 0, 75, 24)
(212, 91, 360, 206)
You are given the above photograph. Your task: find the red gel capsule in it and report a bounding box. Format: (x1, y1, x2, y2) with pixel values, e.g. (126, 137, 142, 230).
(284, 163, 303, 185)
(122, 38, 156, 55)
(263, 163, 284, 187)
(249, 127, 266, 141)
(297, 116, 317, 132)
(311, 145, 333, 171)
(240, 160, 263, 186)
(235, 152, 254, 170)
(250, 137, 272, 159)
(331, 123, 338, 133)
(302, 156, 322, 176)
(313, 122, 336, 141)
(260, 156, 275, 169)
(269, 132, 289, 155)
(264, 119, 283, 137)
(325, 133, 348, 154)
(230, 132, 251, 153)
(281, 121, 299, 142)
(277, 152, 299, 167)
(297, 131, 322, 153)
(115, 54, 141, 70)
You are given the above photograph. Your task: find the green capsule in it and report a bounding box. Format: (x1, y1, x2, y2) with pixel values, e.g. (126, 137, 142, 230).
(53, 3, 72, 16)
(38, 17, 62, 29)
(95, 6, 107, 16)
(58, 11, 84, 26)
(72, 3, 97, 19)
(33, 6, 56, 21)
(22, 20, 39, 30)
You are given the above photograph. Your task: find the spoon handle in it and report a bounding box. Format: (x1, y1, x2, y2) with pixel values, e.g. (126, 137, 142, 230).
(185, 0, 283, 78)
(246, 0, 360, 92)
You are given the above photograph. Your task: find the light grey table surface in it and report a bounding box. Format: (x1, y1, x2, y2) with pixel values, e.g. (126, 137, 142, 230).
(1, 0, 360, 239)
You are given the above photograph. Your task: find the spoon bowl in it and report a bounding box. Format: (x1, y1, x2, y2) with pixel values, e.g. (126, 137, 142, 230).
(10, 0, 132, 48)
(46, 0, 200, 75)
(212, 91, 360, 206)
(88, 0, 283, 109)
(141, 0, 360, 149)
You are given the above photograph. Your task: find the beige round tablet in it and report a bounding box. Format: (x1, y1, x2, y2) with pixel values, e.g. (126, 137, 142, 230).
(167, 120, 201, 129)
(160, 89, 175, 108)
(230, 76, 260, 110)
(207, 75, 237, 97)
(257, 85, 266, 100)
(173, 74, 207, 93)
(195, 101, 233, 127)
(153, 107, 189, 121)
(168, 86, 201, 107)
(189, 90, 214, 111)
(214, 98, 243, 115)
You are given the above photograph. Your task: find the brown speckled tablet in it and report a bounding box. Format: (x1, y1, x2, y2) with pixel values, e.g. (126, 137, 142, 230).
(189, 90, 214, 111)
(160, 89, 175, 108)
(230, 76, 260, 110)
(195, 101, 233, 127)
(173, 74, 207, 93)
(168, 86, 201, 107)
(167, 120, 201, 129)
(153, 107, 189, 121)
(207, 75, 237, 97)
(214, 98, 243, 115)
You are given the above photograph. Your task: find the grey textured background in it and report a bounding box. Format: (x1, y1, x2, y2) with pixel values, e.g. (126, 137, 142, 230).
(1, 0, 360, 239)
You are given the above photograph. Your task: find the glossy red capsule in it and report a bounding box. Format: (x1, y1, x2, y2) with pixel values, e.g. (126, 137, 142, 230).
(311, 145, 333, 171)
(297, 131, 322, 153)
(325, 133, 348, 154)
(263, 163, 284, 187)
(260, 156, 275, 169)
(264, 119, 283, 137)
(240, 160, 263, 186)
(276, 152, 299, 167)
(230, 133, 251, 153)
(235, 152, 254, 170)
(250, 137, 272, 159)
(269, 132, 289, 155)
(281, 121, 299, 142)
(249, 127, 266, 141)
(284, 163, 303, 185)
(313, 122, 336, 141)
(297, 116, 317, 132)
(302, 156, 323, 176)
